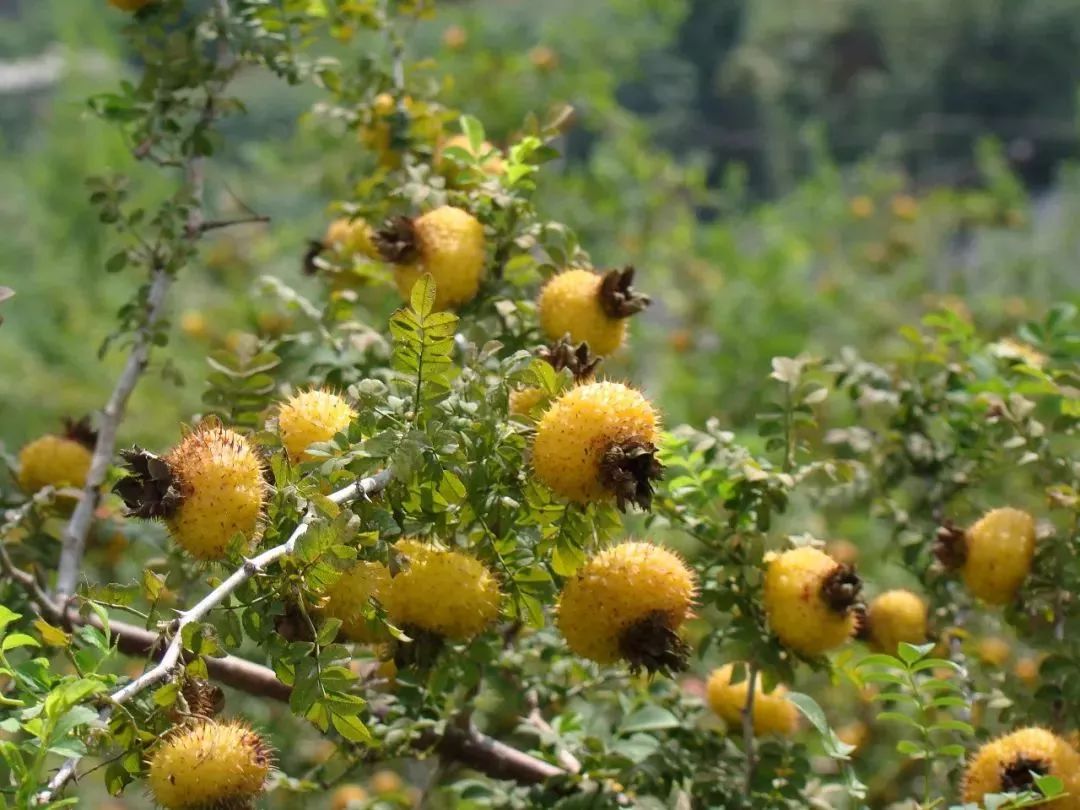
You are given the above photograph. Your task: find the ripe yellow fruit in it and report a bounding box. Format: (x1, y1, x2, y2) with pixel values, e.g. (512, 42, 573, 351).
(763, 547, 861, 657)
(179, 309, 209, 339)
(532, 381, 661, 510)
(940, 508, 1037, 605)
(705, 664, 798, 736)
(891, 193, 919, 221)
(321, 561, 392, 643)
(849, 195, 875, 219)
(538, 268, 650, 356)
(529, 45, 559, 72)
(358, 93, 441, 168)
(381, 539, 500, 641)
(164, 426, 266, 560)
(837, 721, 870, 753)
(17, 434, 92, 493)
(1015, 656, 1042, 688)
(976, 636, 1012, 667)
(377, 206, 486, 311)
(865, 589, 928, 654)
(109, 0, 152, 10)
(370, 769, 404, 794)
(331, 784, 368, 810)
(557, 541, 697, 673)
(277, 389, 355, 462)
(963, 728, 1080, 807)
(324, 217, 378, 260)
(147, 720, 272, 810)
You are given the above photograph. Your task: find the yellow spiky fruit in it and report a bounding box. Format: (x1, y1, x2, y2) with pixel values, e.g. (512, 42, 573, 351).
(537, 270, 626, 356)
(147, 720, 272, 810)
(277, 389, 356, 462)
(166, 426, 266, 560)
(705, 664, 798, 736)
(837, 721, 870, 753)
(963, 508, 1037, 605)
(109, 0, 152, 9)
(532, 381, 661, 510)
(508, 386, 549, 417)
(557, 541, 697, 673)
(763, 547, 861, 657)
(381, 539, 500, 641)
(865, 589, 928, 655)
(324, 217, 378, 260)
(17, 435, 92, 493)
(976, 636, 1012, 667)
(321, 561, 392, 643)
(963, 728, 1080, 807)
(331, 784, 368, 810)
(384, 206, 486, 311)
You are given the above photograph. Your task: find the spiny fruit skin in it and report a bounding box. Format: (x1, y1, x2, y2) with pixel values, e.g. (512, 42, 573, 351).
(705, 664, 798, 736)
(330, 784, 368, 810)
(532, 381, 659, 507)
(321, 561, 392, 643)
(763, 547, 860, 657)
(509, 385, 549, 417)
(865, 589, 928, 655)
(963, 507, 1037, 605)
(557, 541, 696, 669)
(963, 727, 1080, 807)
(277, 389, 356, 462)
(166, 426, 266, 560)
(389, 206, 486, 311)
(538, 269, 626, 356)
(17, 435, 92, 493)
(381, 539, 500, 641)
(147, 720, 272, 810)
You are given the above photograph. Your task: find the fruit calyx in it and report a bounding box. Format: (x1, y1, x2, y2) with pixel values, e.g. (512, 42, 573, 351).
(618, 610, 690, 675)
(1001, 756, 1048, 791)
(112, 447, 182, 519)
(821, 564, 862, 613)
(538, 337, 601, 381)
(934, 521, 968, 569)
(374, 215, 420, 264)
(301, 239, 326, 276)
(63, 416, 98, 450)
(178, 678, 225, 720)
(598, 266, 651, 319)
(851, 602, 871, 641)
(599, 439, 664, 512)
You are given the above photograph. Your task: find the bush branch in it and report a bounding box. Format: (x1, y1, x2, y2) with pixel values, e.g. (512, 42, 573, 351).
(741, 663, 758, 796)
(33, 469, 391, 803)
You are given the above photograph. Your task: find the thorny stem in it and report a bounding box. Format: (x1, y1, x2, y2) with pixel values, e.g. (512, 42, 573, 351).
(54, 0, 236, 602)
(741, 662, 758, 796)
(33, 469, 392, 804)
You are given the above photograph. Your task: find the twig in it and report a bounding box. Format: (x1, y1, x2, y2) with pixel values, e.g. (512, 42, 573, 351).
(741, 663, 758, 796)
(53, 1, 238, 602)
(198, 214, 271, 234)
(524, 697, 581, 774)
(33, 469, 391, 804)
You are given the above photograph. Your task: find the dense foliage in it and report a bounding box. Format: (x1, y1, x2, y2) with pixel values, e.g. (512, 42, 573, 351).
(0, 2, 1078, 809)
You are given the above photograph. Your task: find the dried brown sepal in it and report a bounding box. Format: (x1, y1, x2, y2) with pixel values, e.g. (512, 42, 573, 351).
(177, 678, 225, 720)
(392, 624, 445, 671)
(618, 610, 690, 676)
(538, 337, 601, 381)
(852, 603, 871, 641)
(821, 564, 862, 613)
(1001, 756, 1047, 791)
(598, 266, 651, 319)
(373, 215, 420, 264)
(112, 447, 182, 520)
(63, 416, 98, 450)
(934, 522, 968, 570)
(600, 439, 664, 512)
(301, 239, 325, 276)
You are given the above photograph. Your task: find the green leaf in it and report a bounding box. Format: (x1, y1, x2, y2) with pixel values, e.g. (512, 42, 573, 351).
(619, 706, 680, 734)
(330, 709, 375, 746)
(0, 605, 21, 635)
(460, 115, 485, 152)
(2, 634, 39, 652)
(410, 274, 437, 320)
(1036, 774, 1065, 797)
(895, 739, 927, 758)
(877, 711, 923, 730)
(897, 642, 933, 665)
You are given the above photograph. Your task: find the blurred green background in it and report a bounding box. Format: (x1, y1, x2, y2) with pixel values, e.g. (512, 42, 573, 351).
(3, 0, 1079, 452)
